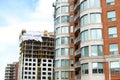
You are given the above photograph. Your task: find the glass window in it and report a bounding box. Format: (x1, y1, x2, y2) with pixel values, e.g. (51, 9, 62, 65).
(55, 17, 60, 25)
(81, 14, 88, 26)
(110, 61, 120, 73)
(61, 26, 68, 33)
(61, 59, 68, 67)
(109, 44, 118, 55)
(56, 49, 61, 57)
(61, 0, 68, 2)
(55, 72, 59, 79)
(70, 15, 73, 22)
(61, 72, 68, 79)
(61, 37, 68, 44)
(107, 11, 116, 21)
(56, 7, 60, 15)
(70, 26, 73, 32)
(61, 48, 68, 56)
(56, 27, 61, 35)
(81, 63, 88, 74)
(55, 60, 61, 67)
(56, 38, 60, 46)
(106, 0, 115, 5)
(70, 48, 73, 55)
(81, 46, 89, 57)
(80, 0, 87, 11)
(90, 0, 100, 8)
(61, 16, 68, 23)
(92, 63, 103, 73)
(70, 37, 74, 44)
(70, 5, 73, 12)
(91, 45, 103, 56)
(81, 30, 88, 42)
(56, 0, 61, 5)
(90, 13, 101, 23)
(108, 27, 117, 38)
(91, 29, 102, 40)
(61, 6, 68, 13)
(70, 60, 74, 67)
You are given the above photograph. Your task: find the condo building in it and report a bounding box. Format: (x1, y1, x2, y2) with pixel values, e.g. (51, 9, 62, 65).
(18, 30, 54, 80)
(4, 62, 18, 80)
(54, 0, 120, 80)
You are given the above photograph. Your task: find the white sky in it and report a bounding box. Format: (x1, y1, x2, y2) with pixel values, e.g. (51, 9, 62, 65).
(0, 0, 55, 79)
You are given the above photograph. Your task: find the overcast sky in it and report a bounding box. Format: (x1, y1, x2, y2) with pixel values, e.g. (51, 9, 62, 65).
(0, 0, 55, 79)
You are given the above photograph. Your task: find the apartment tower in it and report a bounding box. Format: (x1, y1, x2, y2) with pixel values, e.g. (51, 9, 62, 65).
(53, 0, 75, 80)
(18, 30, 54, 80)
(54, 0, 120, 80)
(4, 62, 18, 80)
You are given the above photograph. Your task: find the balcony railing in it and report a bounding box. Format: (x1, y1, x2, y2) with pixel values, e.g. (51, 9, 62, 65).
(74, 24, 80, 32)
(74, 0, 80, 11)
(74, 12, 80, 21)
(75, 74, 81, 80)
(74, 35, 80, 44)
(75, 49, 81, 56)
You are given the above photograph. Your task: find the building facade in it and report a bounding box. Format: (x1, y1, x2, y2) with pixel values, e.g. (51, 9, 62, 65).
(4, 62, 18, 80)
(18, 30, 54, 80)
(53, 0, 75, 80)
(54, 0, 120, 80)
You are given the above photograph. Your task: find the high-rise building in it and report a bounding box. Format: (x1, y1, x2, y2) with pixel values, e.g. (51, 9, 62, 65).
(4, 62, 18, 80)
(18, 30, 54, 80)
(54, 0, 120, 80)
(53, 0, 75, 80)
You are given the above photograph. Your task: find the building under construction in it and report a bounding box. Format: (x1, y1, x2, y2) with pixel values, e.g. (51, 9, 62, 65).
(18, 30, 54, 80)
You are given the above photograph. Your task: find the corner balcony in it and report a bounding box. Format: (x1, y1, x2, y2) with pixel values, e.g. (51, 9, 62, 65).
(74, 0, 80, 11)
(75, 74, 81, 80)
(74, 12, 80, 22)
(75, 48, 81, 56)
(74, 24, 80, 32)
(74, 35, 80, 44)
(75, 61, 81, 68)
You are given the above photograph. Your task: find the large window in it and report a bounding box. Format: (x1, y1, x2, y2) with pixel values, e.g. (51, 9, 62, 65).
(61, 48, 68, 56)
(80, 0, 87, 11)
(106, 0, 115, 6)
(81, 14, 88, 26)
(61, 37, 68, 44)
(61, 59, 68, 67)
(61, 72, 68, 79)
(90, 0, 100, 8)
(110, 61, 120, 73)
(56, 38, 60, 46)
(55, 72, 59, 79)
(61, 6, 68, 13)
(107, 11, 116, 21)
(55, 17, 60, 25)
(91, 29, 102, 40)
(108, 27, 117, 38)
(91, 45, 103, 56)
(90, 13, 101, 23)
(92, 63, 103, 73)
(61, 16, 68, 23)
(56, 27, 61, 35)
(61, 26, 68, 33)
(56, 7, 60, 15)
(55, 60, 61, 67)
(81, 30, 88, 42)
(70, 5, 73, 12)
(70, 48, 73, 55)
(70, 15, 73, 22)
(81, 46, 89, 57)
(56, 49, 61, 57)
(109, 44, 118, 55)
(81, 63, 89, 74)
(56, 0, 61, 5)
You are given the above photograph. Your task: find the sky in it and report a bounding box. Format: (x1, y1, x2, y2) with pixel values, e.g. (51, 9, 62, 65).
(0, 0, 55, 79)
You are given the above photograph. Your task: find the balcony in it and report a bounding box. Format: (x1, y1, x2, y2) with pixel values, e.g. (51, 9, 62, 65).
(74, 0, 80, 11)
(75, 49, 81, 56)
(74, 24, 80, 32)
(75, 74, 81, 80)
(74, 35, 80, 44)
(75, 61, 81, 68)
(74, 12, 80, 22)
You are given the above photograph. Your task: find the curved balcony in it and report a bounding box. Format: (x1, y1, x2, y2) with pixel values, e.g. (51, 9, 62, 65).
(74, 12, 80, 22)
(74, 24, 80, 32)
(74, 0, 80, 11)
(74, 35, 80, 44)
(75, 48, 81, 56)
(75, 61, 81, 68)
